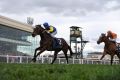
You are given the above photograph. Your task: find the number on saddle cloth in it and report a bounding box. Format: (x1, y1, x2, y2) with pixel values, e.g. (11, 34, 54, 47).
(53, 38, 61, 49)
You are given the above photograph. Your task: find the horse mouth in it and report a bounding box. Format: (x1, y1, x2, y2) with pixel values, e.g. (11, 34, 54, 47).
(97, 41, 100, 44)
(32, 34, 36, 37)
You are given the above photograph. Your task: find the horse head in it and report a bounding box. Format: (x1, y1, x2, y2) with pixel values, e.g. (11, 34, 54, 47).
(32, 25, 45, 37)
(97, 33, 106, 44)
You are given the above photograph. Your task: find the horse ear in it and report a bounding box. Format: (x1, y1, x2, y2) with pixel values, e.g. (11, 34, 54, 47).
(38, 24, 42, 26)
(101, 33, 106, 36)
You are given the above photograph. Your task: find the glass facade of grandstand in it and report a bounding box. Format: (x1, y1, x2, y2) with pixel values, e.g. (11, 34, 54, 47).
(0, 24, 40, 56)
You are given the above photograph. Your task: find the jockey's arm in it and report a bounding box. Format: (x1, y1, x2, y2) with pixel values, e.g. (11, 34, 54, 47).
(48, 26, 54, 32)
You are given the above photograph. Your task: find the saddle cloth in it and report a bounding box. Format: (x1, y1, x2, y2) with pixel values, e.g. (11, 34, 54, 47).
(52, 38, 62, 49)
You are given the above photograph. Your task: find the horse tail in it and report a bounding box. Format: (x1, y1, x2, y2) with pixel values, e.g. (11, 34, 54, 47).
(61, 38, 73, 57)
(68, 45, 73, 57)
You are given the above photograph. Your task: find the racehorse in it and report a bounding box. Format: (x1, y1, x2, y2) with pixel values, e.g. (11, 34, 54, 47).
(97, 33, 120, 65)
(31, 25, 73, 64)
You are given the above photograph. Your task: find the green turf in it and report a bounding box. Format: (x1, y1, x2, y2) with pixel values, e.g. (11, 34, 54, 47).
(0, 63, 120, 80)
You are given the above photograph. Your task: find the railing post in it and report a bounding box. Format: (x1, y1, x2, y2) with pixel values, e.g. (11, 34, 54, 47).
(92, 60, 93, 64)
(73, 57, 74, 64)
(6, 55, 9, 63)
(81, 59, 83, 64)
(20, 56, 22, 63)
(50, 57, 52, 63)
(79, 59, 81, 64)
(27, 56, 28, 63)
(42, 56, 44, 63)
(59, 58, 60, 64)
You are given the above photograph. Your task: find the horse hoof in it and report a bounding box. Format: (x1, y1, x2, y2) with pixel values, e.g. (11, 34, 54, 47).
(32, 58, 36, 62)
(31, 61, 35, 64)
(50, 63, 53, 64)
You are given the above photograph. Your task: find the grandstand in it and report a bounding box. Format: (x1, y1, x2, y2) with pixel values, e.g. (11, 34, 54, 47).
(0, 15, 39, 56)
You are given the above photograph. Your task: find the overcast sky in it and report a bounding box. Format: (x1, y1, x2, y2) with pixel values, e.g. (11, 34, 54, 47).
(1, 0, 120, 55)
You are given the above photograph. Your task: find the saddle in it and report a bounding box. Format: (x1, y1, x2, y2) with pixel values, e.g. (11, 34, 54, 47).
(52, 38, 62, 49)
(47, 38, 62, 51)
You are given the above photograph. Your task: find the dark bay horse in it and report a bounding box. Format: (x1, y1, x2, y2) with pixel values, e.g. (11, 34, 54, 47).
(97, 33, 120, 65)
(32, 25, 73, 64)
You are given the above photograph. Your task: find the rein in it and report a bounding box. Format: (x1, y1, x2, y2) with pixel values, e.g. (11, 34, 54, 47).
(42, 30, 47, 33)
(40, 29, 52, 41)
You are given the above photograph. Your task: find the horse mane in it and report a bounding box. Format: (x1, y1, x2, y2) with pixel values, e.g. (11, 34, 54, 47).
(36, 24, 44, 29)
(36, 24, 52, 38)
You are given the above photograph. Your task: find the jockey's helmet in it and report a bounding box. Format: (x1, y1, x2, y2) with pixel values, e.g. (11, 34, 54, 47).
(43, 22, 49, 28)
(107, 30, 112, 34)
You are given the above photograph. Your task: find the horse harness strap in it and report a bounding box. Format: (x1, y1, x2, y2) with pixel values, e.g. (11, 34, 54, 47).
(42, 30, 47, 33)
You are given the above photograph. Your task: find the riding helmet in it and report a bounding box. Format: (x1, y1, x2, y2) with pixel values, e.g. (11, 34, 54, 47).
(43, 22, 49, 28)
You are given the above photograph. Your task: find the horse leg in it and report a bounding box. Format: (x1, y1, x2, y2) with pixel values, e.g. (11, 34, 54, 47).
(116, 53, 120, 63)
(98, 53, 106, 64)
(35, 47, 46, 58)
(32, 47, 41, 62)
(63, 49, 68, 64)
(100, 54, 106, 60)
(110, 55, 114, 65)
(32, 46, 46, 62)
(51, 51, 59, 64)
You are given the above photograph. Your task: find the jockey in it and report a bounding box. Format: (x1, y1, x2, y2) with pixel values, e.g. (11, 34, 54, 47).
(43, 22, 60, 48)
(43, 22, 57, 37)
(107, 30, 117, 43)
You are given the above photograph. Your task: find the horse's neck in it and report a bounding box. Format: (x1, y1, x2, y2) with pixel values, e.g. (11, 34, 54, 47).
(104, 38, 113, 47)
(40, 32, 53, 41)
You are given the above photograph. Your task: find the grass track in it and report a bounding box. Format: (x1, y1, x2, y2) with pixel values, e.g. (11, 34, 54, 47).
(0, 63, 120, 80)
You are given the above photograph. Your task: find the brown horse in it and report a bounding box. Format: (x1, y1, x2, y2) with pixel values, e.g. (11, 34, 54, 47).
(97, 33, 120, 65)
(31, 25, 73, 64)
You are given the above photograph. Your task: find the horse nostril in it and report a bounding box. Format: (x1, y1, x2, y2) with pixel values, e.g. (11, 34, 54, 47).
(32, 34, 35, 37)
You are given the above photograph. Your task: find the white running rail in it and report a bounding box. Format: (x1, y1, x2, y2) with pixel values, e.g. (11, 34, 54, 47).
(0, 55, 119, 64)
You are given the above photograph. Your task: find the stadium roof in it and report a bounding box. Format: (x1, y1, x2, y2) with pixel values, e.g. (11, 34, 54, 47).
(0, 15, 33, 32)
